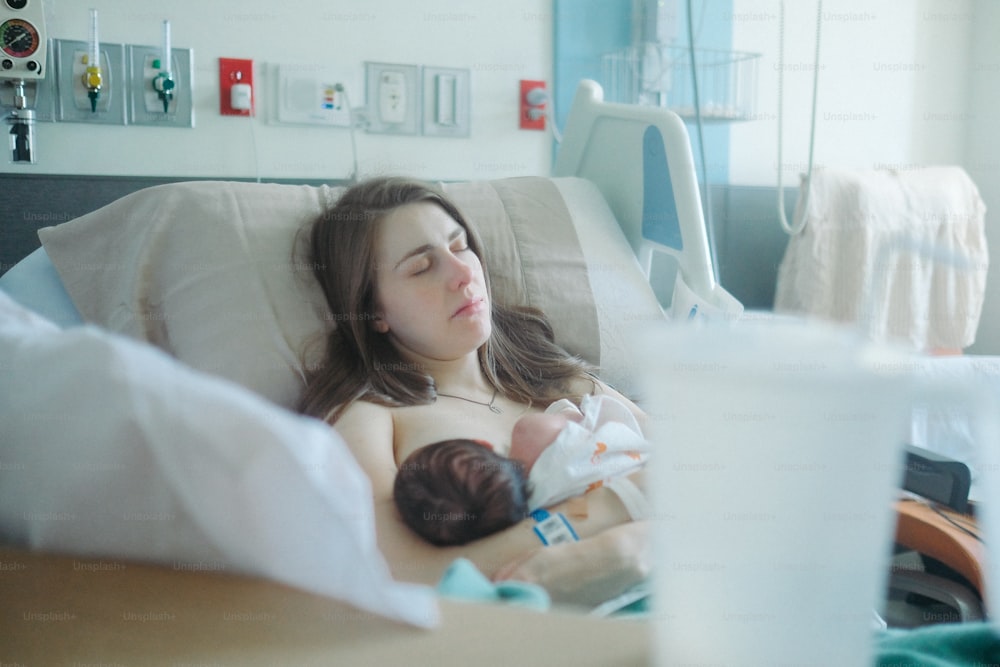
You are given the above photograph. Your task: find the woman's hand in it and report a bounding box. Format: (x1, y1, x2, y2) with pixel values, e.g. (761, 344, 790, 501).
(492, 521, 651, 608)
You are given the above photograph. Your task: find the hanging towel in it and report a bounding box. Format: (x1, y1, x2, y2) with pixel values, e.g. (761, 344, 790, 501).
(774, 166, 988, 351)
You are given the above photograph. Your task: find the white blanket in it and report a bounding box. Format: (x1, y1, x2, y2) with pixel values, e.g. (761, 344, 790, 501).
(0, 291, 438, 628)
(774, 166, 988, 351)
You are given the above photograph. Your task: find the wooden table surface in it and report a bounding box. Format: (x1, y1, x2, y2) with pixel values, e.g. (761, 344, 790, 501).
(0, 546, 652, 666)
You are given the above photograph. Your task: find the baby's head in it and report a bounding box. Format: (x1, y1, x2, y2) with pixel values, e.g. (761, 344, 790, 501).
(508, 411, 572, 475)
(393, 439, 529, 546)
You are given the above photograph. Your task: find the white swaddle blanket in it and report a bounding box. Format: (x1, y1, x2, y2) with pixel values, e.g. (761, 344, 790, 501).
(774, 166, 988, 350)
(527, 395, 649, 512)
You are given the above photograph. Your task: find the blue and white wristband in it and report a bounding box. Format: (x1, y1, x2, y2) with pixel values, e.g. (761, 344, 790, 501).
(530, 509, 579, 546)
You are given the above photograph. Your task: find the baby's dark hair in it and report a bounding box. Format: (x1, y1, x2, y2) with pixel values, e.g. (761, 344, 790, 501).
(393, 439, 530, 546)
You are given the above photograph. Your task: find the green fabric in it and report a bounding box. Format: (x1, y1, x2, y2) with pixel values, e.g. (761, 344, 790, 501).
(874, 622, 1000, 666)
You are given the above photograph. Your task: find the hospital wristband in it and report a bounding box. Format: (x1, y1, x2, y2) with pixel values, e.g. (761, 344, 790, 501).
(529, 509, 579, 546)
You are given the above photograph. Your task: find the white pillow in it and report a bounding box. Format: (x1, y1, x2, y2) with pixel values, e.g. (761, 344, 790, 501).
(38, 181, 336, 410)
(0, 292, 437, 627)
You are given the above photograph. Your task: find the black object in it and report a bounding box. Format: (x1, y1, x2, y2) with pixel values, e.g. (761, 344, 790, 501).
(901, 444, 972, 514)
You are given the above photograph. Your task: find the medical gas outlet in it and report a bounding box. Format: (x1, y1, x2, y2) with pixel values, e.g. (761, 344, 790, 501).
(126, 36, 193, 127)
(82, 9, 100, 112)
(151, 20, 173, 114)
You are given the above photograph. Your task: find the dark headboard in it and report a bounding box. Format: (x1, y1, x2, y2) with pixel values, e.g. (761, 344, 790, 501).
(0, 174, 342, 277)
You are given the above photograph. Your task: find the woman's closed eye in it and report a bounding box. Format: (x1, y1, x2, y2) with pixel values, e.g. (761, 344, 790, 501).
(408, 241, 470, 277)
(409, 257, 432, 276)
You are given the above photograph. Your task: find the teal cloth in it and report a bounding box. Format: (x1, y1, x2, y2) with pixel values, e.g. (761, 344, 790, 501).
(874, 622, 1000, 666)
(436, 558, 550, 610)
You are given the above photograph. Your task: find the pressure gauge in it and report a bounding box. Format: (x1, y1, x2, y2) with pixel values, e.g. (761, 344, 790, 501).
(1, 18, 39, 58)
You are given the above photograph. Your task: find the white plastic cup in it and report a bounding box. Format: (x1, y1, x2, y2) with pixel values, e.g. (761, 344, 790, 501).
(637, 318, 935, 666)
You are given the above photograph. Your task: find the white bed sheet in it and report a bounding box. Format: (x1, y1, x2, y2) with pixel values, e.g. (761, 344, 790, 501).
(908, 355, 1000, 501)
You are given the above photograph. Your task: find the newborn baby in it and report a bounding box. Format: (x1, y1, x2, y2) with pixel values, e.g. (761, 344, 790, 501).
(393, 394, 648, 546)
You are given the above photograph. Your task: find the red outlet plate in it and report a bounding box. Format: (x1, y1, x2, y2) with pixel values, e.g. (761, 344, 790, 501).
(520, 79, 546, 130)
(219, 57, 253, 116)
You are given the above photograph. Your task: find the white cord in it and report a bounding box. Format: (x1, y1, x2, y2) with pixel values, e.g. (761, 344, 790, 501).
(686, 0, 719, 278)
(336, 85, 360, 182)
(548, 100, 563, 145)
(248, 80, 261, 184)
(776, 0, 823, 235)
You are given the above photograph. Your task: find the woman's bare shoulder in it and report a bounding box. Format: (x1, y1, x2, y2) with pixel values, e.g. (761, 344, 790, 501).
(332, 399, 397, 495)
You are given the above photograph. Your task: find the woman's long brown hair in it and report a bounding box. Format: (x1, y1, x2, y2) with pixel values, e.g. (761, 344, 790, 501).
(296, 176, 594, 423)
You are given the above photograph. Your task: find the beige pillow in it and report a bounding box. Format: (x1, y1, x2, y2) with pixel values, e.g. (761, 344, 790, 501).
(39, 177, 657, 409)
(41, 181, 334, 409)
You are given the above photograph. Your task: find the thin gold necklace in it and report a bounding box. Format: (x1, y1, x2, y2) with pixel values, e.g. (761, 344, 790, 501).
(435, 388, 503, 414)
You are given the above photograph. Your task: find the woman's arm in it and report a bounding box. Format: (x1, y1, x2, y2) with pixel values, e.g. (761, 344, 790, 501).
(493, 520, 651, 608)
(334, 399, 634, 585)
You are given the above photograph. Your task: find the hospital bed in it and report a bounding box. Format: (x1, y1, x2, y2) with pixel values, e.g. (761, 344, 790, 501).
(0, 79, 996, 664)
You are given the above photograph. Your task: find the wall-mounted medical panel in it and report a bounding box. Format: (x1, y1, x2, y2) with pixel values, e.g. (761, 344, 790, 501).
(274, 64, 351, 127)
(364, 61, 419, 136)
(421, 66, 469, 138)
(0, 37, 54, 121)
(126, 44, 193, 127)
(53, 39, 126, 125)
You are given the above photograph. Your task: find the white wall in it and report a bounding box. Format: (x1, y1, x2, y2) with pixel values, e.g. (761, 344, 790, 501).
(2, 0, 555, 181)
(964, 0, 1000, 354)
(728, 0, 974, 186)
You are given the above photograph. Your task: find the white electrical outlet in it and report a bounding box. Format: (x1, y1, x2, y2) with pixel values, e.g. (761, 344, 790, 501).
(378, 71, 406, 124)
(364, 61, 419, 135)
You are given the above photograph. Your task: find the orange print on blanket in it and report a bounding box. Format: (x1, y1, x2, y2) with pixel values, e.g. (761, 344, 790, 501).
(590, 441, 607, 464)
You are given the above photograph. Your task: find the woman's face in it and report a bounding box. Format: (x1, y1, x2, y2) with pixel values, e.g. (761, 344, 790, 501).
(372, 201, 491, 363)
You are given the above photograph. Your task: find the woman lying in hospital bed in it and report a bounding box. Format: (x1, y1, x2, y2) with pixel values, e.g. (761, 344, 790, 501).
(296, 176, 652, 605)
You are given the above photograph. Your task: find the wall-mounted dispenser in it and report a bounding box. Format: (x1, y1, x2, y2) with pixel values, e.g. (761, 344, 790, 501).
(0, 0, 48, 163)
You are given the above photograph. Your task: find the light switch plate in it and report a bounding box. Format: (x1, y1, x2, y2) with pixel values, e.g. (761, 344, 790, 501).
(422, 66, 470, 138)
(364, 61, 419, 135)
